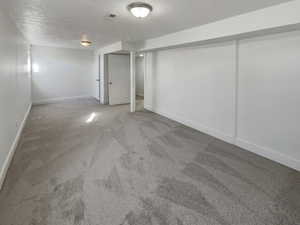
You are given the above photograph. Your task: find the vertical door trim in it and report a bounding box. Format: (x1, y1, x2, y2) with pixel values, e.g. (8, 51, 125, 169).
(130, 52, 136, 112)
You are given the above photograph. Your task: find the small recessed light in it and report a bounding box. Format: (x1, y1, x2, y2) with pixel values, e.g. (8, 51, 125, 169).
(127, 2, 153, 18)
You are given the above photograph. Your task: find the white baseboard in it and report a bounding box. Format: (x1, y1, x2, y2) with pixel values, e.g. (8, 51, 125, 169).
(147, 106, 300, 171)
(0, 103, 32, 190)
(144, 105, 153, 111)
(236, 138, 300, 171)
(148, 107, 235, 144)
(33, 95, 92, 105)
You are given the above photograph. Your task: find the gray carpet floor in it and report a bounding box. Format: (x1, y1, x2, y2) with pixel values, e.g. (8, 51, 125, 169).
(0, 98, 299, 225)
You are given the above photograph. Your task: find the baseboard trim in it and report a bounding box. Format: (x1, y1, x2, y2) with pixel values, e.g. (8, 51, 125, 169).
(33, 95, 92, 105)
(236, 138, 300, 171)
(0, 103, 32, 190)
(149, 107, 235, 144)
(146, 106, 299, 171)
(144, 105, 153, 111)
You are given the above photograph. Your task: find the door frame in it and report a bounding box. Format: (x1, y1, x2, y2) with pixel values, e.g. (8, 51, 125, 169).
(107, 53, 131, 105)
(102, 51, 139, 112)
(130, 52, 136, 112)
(103, 54, 109, 104)
(96, 54, 101, 101)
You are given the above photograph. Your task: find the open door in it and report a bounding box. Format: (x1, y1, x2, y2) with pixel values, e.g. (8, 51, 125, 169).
(96, 55, 101, 101)
(108, 54, 130, 105)
(135, 54, 145, 111)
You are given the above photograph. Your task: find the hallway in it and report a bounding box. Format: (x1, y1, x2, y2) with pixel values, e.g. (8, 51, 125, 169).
(0, 99, 299, 225)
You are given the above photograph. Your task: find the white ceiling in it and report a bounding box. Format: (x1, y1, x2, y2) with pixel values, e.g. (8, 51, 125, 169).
(2, 0, 291, 49)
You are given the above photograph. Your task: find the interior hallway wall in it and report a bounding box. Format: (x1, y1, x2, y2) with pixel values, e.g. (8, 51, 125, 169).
(31, 46, 94, 104)
(0, 9, 31, 187)
(145, 30, 300, 171)
(136, 56, 144, 97)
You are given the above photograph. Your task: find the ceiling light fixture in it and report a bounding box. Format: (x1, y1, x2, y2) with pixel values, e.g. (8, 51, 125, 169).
(81, 40, 92, 47)
(127, 2, 153, 18)
(81, 34, 92, 47)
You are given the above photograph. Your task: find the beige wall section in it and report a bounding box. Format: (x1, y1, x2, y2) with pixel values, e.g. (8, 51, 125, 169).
(31, 46, 94, 104)
(0, 9, 31, 188)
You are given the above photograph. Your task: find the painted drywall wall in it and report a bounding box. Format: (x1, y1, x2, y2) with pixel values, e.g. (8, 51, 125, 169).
(31, 46, 94, 104)
(145, 30, 300, 171)
(0, 9, 31, 187)
(140, 0, 300, 51)
(136, 57, 144, 97)
(145, 42, 236, 143)
(97, 0, 300, 106)
(237, 31, 300, 170)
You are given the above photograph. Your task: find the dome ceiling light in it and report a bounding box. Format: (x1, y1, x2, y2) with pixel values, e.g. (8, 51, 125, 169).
(127, 2, 153, 18)
(81, 40, 92, 47)
(81, 34, 92, 47)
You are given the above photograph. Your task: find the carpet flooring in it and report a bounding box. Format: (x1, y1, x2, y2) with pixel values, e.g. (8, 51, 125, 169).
(0, 98, 299, 225)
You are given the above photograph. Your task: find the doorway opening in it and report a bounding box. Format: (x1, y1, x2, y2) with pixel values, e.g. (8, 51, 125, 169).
(135, 53, 145, 111)
(102, 51, 145, 112)
(97, 54, 101, 101)
(106, 53, 131, 106)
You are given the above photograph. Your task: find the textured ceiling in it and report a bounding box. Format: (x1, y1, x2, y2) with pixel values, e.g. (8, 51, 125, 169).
(1, 0, 291, 49)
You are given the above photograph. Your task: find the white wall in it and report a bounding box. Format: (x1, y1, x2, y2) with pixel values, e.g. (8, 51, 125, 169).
(31, 46, 94, 104)
(145, 42, 236, 143)
(145, 30, 300, 171)
(0, 10, 31, 188)
(136, 57, 144, 97)
(140, 0, 300, 51)
(237, 31, 300, 170)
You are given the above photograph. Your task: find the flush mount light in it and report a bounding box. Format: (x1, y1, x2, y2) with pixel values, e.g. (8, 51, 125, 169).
(81, 40, 92, 47)
(81, 34, 92, 47)
(127, 2, 153, 18)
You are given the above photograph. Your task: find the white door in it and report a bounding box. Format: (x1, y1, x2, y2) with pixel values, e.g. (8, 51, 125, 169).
(108, 54, 130, 105)
(96, 55, 101, 101)
(92, 54, 101, 101)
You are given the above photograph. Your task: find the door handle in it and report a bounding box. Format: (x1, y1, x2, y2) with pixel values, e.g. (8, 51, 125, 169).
(96, 79, 100, 81)
(109, 82, 112, 85)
